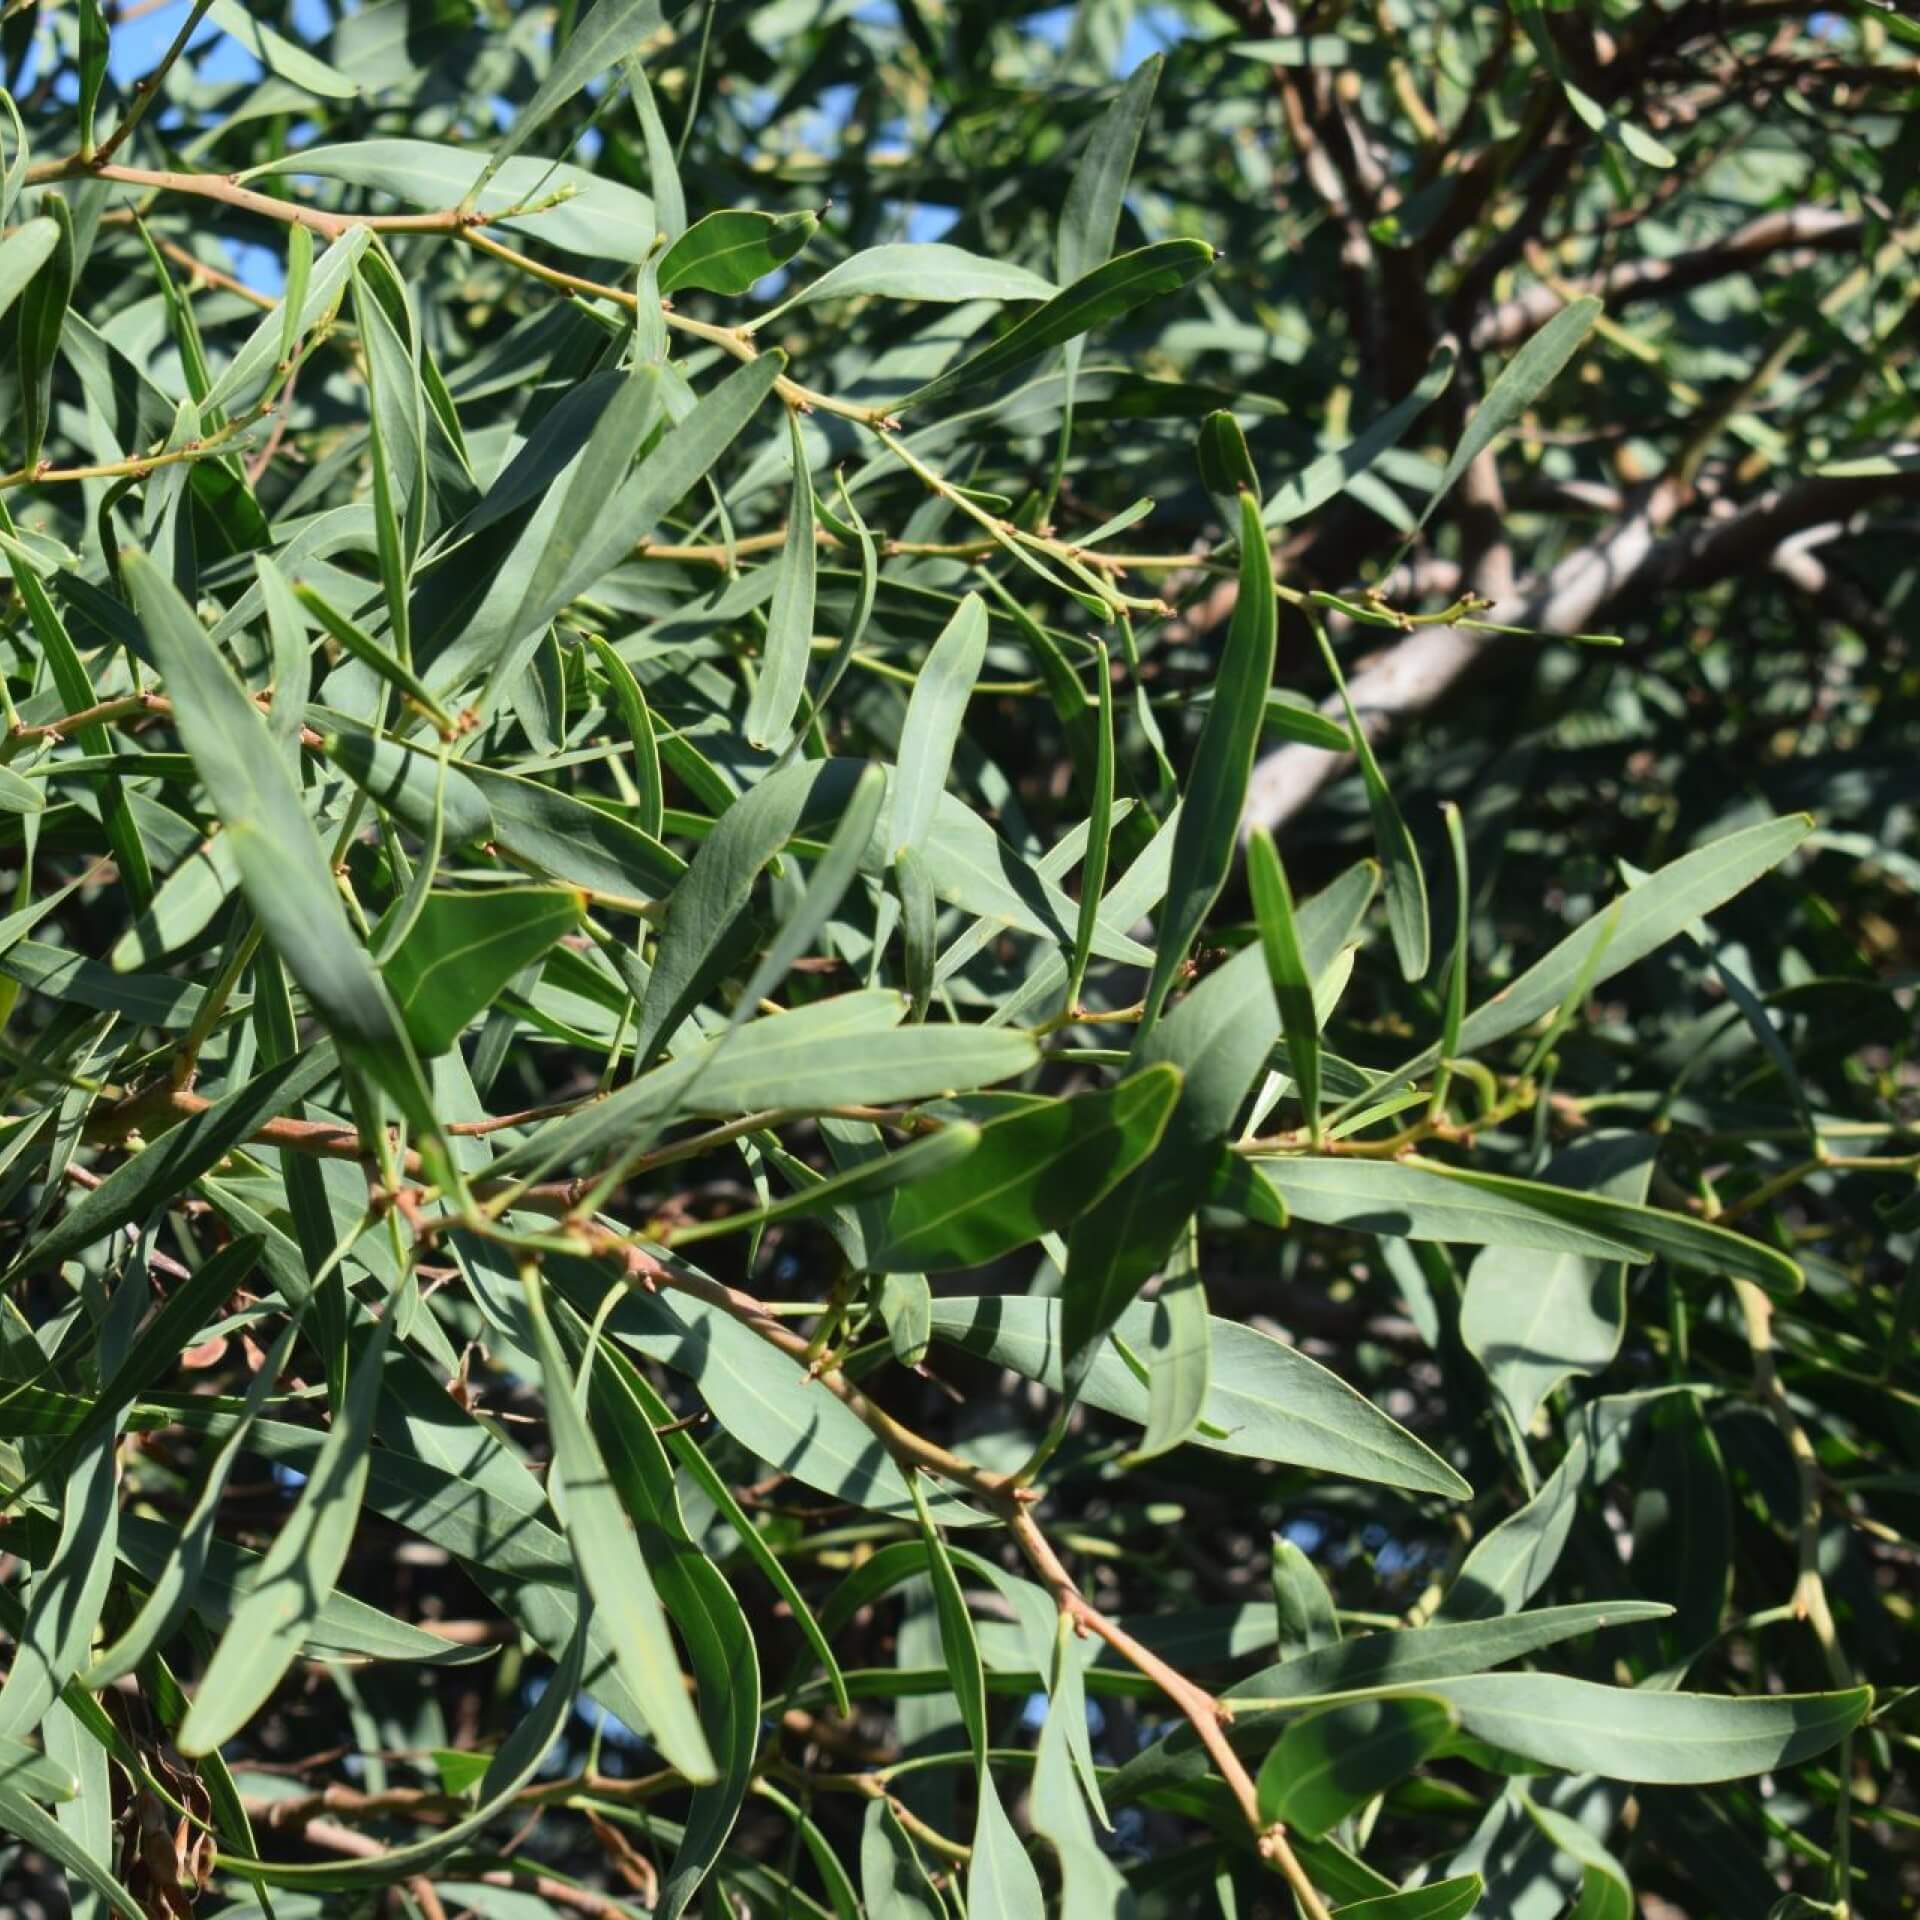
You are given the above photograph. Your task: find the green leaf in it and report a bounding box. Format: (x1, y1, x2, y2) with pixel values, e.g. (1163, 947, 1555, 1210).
(80, 1315, 304, 1688)
(1063, 636, 1115, 1010)
(18, 188, 73, 467)
(1110, 1601, 1681, 1800)
(1462, 1131, 1654, 1429)
(0, 1733, 78, 1802)
(295, 578, 450, 730)
(658, 208, 820, 296)
(381, 885, 584, 1055)
(465, 760, 686, 910)
(1032, 1617, 1132, 1915)
(1413, 298, 1603, 536)
(1413, 1156, 1803, 1296)
(1358, 814, 1815, 1110)
(1332, 1873, 1484, 1920)
(1250, 1152, 1638, 1258)
(870, 1065, 1181, 1271)
(559, 1261, 988, 1527)
(1263, 344, 1455, 529)
(205, 0, 359, 98)
(522, 1269, 717, 1784)
(0, 217, 58, 329)
(1311, 615, 1429, 981)
(1260, 689, 1352, 750)
(125, 552, 443, 1146)
(757, 244, 1056, 328)
(1118, 1222, 1210, 1468)
(320, 726, 495, 847)
(218, 1596, 589, 1888)
(628, 56, 686, 242)
(0, 1785, 143, 1920)
(1248, 827, 1322, 1141)
(878, 1273, 932, 1368)
(1196, 408, 1261, 509)
(888, 592, 988, 859)
(745, 410, 818, 753)
(930, 1294, 1467, 1496)
(492, 988, 1037, 1181)
(1272, 1537, 1341, 1660)
(586, 632, 665, 839)
(258, 141, 657, 262)
(1523, 1797, 1634, 1920)
(635, 757, 862, 1063)
(1420, 1675, 1870, 1784)
(471, 0, 664, 193)
(177, 1318, 392, 1756)
(731, 761, 887, 1021)
(897, 239, 1214, 413)
(1138, 488, 1276, 1033)
(1256, 1694, 1458, 1837)
(860, 1799, 945, 1919)
(667, 1122, 983, 1248)
(0, 763, 43, 814)
(1058, 57, 1162, 286)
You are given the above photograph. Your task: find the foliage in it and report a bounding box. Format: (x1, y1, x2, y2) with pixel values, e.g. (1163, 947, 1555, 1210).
(0, 1, 1915, 1916)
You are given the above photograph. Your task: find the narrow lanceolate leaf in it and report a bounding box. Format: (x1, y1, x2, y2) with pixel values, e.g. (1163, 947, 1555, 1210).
(1354, 813, 1815, 1114)
(888, 592, 988, 858)
(217, 1603, 590, 1889)
(1064, 637, 1114, 1012)
(1412, 297, 1603, 535)
(471, 0, 665, 191)
(1417, 1675, 1870, 1784)
(1248, 828, 1322, 1140)
(1058, 57, 1163, 285)
(81, 1317, 304, 1687)
(177, 1319, 392, 1756)
(931, 1294, 1466, 1496)
(745, 411, 817, 752)
(1414, 1157, 1803, 1296)
(1272, 1538, 1340, 1659)
(1462, 1132, 1654, 1429)
(658, 208, 820, 297)
(1311, 615, 1429, 981)
(861, 1800, 944, 1918)
(870, 1065, 1181, 1271)
(587, 633, 665, 839)
(0, 1410, 117, 1739)
(897, 239, 1214, 413)
(1332, 1875, 1484, 1920)
(522, 1269, 717, 1784)
(0, 1787, 144, 1920)
(124, 553, 443, 1146)
(0, 218, 58, 330)
(754, 245, 1056, 328)
(565, 1313, 759, 1918)
(666, 1123, 982, 1247)
(1138, 488, 1276, 1034)
(381, 886, 585, 1055)
(1263, 344, 1456, 529)
(1032, 1617, 1133, 1915)
(627, 56, 686, 241)
(1118, 1221, 1210, 1467)
(17, 191, 73, 468)
(1256, 1694, 1458, 1837)
(1250, 1155, 1640, 1259)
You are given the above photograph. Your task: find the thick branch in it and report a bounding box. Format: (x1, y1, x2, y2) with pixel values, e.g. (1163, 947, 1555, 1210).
(1244, 467, 1920, 831)
(1474, 209, 1866, 349)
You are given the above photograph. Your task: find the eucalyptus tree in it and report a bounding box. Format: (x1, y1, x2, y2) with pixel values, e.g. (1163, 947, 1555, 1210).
(0, 2, 1915, 1917)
